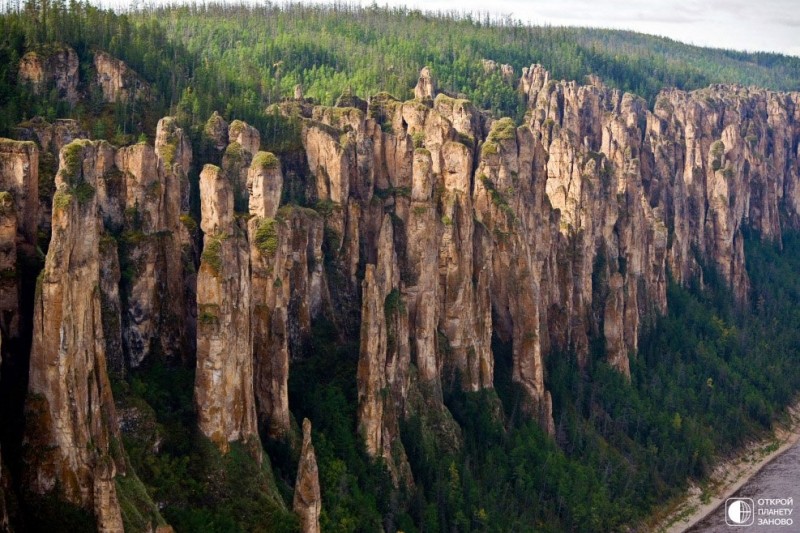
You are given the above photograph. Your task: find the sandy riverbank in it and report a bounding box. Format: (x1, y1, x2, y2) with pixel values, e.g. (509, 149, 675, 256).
(648, 403, 800, 532)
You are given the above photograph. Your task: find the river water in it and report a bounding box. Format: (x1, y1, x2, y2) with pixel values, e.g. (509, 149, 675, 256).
(688, 439, 800, 532)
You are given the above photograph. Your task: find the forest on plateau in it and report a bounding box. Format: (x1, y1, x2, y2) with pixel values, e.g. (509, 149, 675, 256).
(1, 1, 800, 532)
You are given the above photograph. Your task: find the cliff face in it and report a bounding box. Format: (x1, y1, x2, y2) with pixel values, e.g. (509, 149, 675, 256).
(94, 51, 152, 104)
(18, 45, 80, 104)
(25, 139, 125, 531)
(290, 67, 800, 460)
(293, 419, 321, 533)
(4, 62, 800, 528)
(195, 164, 260, 456)
(112, 118, 191, 372)
(13, 117, 87, 236)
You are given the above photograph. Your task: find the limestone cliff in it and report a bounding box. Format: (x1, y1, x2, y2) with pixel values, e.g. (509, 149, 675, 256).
(5, 61, 799, 528)
(293, 419, 321, 533)
(0, 137, 40, 353)
(12, 117, 87, 236)
(94, 51, 152, 104)
(195, 164, 259, 457)
(0, 139, 38, 247)
(291, 67, 800, 453)
(112, 117, 190, 372)
(18, 45, 79, 104)
(248, 153, 328, 438)
(223, 120, 260, 211)
(25, 139, 125, 531)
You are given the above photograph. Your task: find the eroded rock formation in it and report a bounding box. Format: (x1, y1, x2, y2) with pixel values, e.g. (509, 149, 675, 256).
(2, 61, 798, 527)
(112, 117, 190, 372)
(18, 45, 80, 104)
(248, 162, 327, 437)
(293, 419, 321, 533)
(25, 139, 125, 531)
(12, 117, 86, 235)
(195, 164, 259, 456)
(94, 51, 152, 104)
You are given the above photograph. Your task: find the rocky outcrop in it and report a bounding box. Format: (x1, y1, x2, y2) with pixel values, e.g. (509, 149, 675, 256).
(0, 138, 39, 357)
(248, 198, 327, 437)
(288, 66, 800, 454)
(13, 117, 87, 235)
(111, 120, 190, 371)
(414, 67, 436, 101)
(94, 51, 151, 104)
(293, 419, 321, 533)
(9, 64, 800, 521)
(25, 139, 125, 531)
(481, 59, 515, 83)
(222, 120, 260, 211)
(18, 45, 79, 104)
(515, 65, 800, 384)
(202, 112, 229, 165)
(195, 164, 259, 457)
(0, 139, 39, 246)
(356, 214, 413, 481)
(0, 193, 19, 350)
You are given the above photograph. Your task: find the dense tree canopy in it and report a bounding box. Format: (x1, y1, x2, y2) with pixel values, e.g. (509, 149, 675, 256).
(2, 1, 800, 138)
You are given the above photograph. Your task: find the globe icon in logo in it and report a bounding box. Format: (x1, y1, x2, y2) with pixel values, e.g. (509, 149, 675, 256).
(727, 498, 754, 526)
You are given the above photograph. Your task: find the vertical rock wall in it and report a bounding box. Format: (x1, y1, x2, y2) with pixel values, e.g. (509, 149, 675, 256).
(25, 139, 125, 531)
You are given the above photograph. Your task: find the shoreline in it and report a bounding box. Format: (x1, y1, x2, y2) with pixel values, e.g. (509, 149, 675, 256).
(648, 402, 800, 532)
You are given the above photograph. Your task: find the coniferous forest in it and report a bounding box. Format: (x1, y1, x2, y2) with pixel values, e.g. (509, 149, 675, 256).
(1, 2, 800, 532)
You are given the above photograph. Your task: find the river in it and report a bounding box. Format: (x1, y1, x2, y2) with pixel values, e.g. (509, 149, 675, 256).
(688, 438, 800, 532)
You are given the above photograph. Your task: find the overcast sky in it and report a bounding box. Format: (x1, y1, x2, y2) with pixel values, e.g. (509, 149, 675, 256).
(105, 0, 800, 57)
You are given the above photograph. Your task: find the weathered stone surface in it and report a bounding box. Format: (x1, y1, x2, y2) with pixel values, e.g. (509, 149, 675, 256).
(481, 59, 515, 83)
(293, 419, 321, 533)
(248, 152, 283, 219)
(414, 66, 436, 101)
(0, 193, 19, 344)
(273, 72, 800, 471)
(18, 45, 79, 104)
(356, 214, 412, 482)
(94, 51, 151, 103)
(202, 112, 229, 163)
(303, 122, 352, 204)
(13, 117, 86, 234)
(195, 164, 259, 457)
(0, 139, 39, 245)
(222, 120, 260, 211)
(249, 203, 327, 439)
(101, 117, 191, 372)
(25, 139, 126, 529)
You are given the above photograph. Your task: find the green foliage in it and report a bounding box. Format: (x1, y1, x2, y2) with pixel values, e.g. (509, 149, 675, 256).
(254, 218, 279, 257)
(60, 139, 87, 182)
(115, 361, 298, 533)
(201, 236, 224, 277)
(280, 318, 394, 532)
(253, 151, 280, 170)
(481, 141, 499, 156)
(487, 117, 517, 142)
(179, 214, 197, 232)
(72, 181, 95, 204)
(52, 190, 72, 211)
(116, 473, 167, 532)
(18, 493, 96, 533)
(411, 132, 426, 149)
